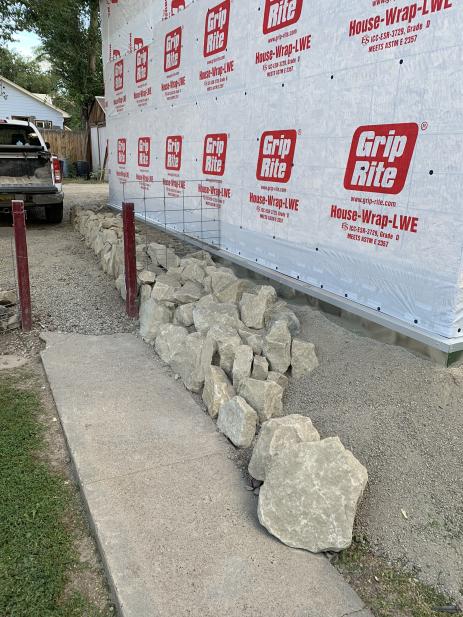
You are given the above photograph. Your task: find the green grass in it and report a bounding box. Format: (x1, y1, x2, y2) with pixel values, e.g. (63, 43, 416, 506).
(335, 535, 457, 617)
(0, 378, 111, 617)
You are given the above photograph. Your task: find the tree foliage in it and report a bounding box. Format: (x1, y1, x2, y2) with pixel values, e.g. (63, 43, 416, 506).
(0, 46, 58, 94)
(0, 0, 103, 126)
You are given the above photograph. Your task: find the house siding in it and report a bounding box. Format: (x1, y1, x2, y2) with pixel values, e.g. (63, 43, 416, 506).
(0, 79, 65, 128)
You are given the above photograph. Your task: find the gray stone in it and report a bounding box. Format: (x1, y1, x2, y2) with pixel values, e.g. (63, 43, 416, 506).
(239, 327, 264, 355)
(140, 284, 152, 305)
(148, 242, 180, 269)
(240, 286, 277, 329)
(193, 302, 241, 334)
(174, 302, 195, 327)
(202, 366, 235, 419)
(115, 273, 126, 300)
(263, 321, 292, 374)
(210, 268, 237, 294)
(265, 301, 301, 336)
(217, 396, 258, 448)
(291, 339, 319, 378)
(139, 299, 172, 343)
(248, 415, 320, 481)
(180, 260, 206, 284)
(207, 324, 243, 376)
(238, 378, 283, 422)
(232, 345, 253, 390)
(170, 332, 213, 393)
(188, 249, 215, 266)
(215, 279, 255, 304)
(257, 437, 368, 553)
(138, 270, 157, 285)
(252, 356, 269, 381)
(267, 371, 289, 391)
(0, 290, 16, 305)
(151, 280, 180, 304)
(174, 281, 204, 304)
(155, 324, 188, 364)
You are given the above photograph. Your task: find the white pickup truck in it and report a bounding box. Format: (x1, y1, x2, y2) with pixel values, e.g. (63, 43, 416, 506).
(0, 119, 64, 223)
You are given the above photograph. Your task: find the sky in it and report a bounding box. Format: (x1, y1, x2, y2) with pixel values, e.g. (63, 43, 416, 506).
(8, 30, 41, 58)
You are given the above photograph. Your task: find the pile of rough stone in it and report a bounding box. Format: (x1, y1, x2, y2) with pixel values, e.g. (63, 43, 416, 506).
(73, 207, 368, 553)
(0, 289, 19, 331)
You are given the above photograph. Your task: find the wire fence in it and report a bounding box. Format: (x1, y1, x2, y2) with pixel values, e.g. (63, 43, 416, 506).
(0, 219, 20, 333)
(120, 179, 222, 267)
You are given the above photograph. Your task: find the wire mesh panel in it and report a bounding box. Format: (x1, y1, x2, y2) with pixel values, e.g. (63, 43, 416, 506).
(0, 220, 20, 333)
(120, 178, 222, 266)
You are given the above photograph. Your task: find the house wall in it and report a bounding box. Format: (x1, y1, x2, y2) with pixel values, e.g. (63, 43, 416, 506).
(0, 79, 64, 129)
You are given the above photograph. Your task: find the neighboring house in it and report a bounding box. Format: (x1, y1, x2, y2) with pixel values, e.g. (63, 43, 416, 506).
(0, 75, 70, 129)
(89, 96, 107, 173)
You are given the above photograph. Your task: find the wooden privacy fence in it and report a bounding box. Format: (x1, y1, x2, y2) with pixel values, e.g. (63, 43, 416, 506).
(41, 129, 87, 163)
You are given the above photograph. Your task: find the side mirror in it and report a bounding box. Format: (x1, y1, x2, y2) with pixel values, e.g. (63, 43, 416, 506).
(45, 141, 51, 150)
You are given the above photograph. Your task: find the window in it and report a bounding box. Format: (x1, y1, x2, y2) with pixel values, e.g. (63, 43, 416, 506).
(35, 120, 53, 129)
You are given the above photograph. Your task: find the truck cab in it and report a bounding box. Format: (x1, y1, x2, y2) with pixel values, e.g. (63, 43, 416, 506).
(0, 119, 64, 223)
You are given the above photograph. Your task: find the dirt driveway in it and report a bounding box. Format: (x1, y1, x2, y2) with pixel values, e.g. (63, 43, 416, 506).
(0, 182, 136, 357)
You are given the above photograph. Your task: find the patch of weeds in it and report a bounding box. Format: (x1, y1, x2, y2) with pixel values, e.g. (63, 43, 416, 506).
(334, 535, 457, 617)
(0, 378, 112, 617)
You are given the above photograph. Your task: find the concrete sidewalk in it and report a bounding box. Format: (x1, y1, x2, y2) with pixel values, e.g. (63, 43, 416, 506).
(41, 332, 372, 617)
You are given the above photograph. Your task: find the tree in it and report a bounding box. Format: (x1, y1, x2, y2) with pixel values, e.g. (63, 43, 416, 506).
(0, 0, 103, 127)
(0, 47, 58, 94)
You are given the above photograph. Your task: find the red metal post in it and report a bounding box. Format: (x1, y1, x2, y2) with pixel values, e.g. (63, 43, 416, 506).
(12, 200, 32, 332)
(122, 202, 138, 318)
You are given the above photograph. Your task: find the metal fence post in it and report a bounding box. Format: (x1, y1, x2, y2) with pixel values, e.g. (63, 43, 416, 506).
(122, 202, 138, 318)
(12, 200, 32, 332)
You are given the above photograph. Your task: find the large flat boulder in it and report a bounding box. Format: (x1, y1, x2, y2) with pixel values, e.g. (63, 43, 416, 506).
(154, 324, 188, 364)
(248, 415, 320, 481)
(193, 302, 241, 334)
(202, 366, 235, 418)
(239, 286, 277, 329)
(139, 299, 172, 343)
(170, 332, 213, 393)
(232, 345, 253, 389)
(257, 437, 368, 553)
(263, 321, 292, 374)
(291, 339, 319, 378)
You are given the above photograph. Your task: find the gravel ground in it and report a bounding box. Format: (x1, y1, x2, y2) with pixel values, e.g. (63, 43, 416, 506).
(284, 302, 463, 602)
(0, 183, 137, 356)
(1, 182, 461, 605)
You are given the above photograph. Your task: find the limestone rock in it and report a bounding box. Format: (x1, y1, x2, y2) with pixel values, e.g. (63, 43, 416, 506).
(115, 273, 126, 300)
(188, 250, 215, 267)
(215, 279, 255, 304)
(232, 345, 253, 389)
(174, 281, 204, 304)
(155, 324, 188, 364)
(151, 280, 180, 304)
(263, 321, 292, 374)
(240, 286, 277, 329)
(148, 242, 179, 269)
(257, 437, 368, 553)
(210, 268, 237, 294)
(207, 324, 242, 376)
(193, 302, 241, 334)
(139, 299, 172, 342)
(238, 378, 283, 422)
(252, 355, 269, 381)
(265, 301, 301, 336)
(138, 269, 156, 285)
(248, 415, 320, 481)
(291, 339, 319, 378)
(140, 284, 152, 305)
(267, 371, 289, 391)
(239, 328, 264, 355)
(0, 290, 16, 305)
(202, 366, 235, 418)
(217, 396, 258, 448)
(170, 332, 212, 393)
(174, 302, 195, 327)
(181, 259, 206, 284)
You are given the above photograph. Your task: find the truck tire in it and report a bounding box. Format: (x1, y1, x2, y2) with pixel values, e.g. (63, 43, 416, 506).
(45, 204, 63, 224)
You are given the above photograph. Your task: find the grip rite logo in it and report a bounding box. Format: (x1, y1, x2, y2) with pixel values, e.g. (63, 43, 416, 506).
(344, 123, 418, 194)
(256, 130, 297, 183)
(117, 138, 127, 165)
(263, 0, 303, 34)
(165, 136, 183, 171)
(203, 0, 230, 58)
(135, 45, 149, 83)
(138, 137, 151, 168)
(203, 133, 228, 176)
(165, 27, 182, 72)
(114, 59, 124, 91)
